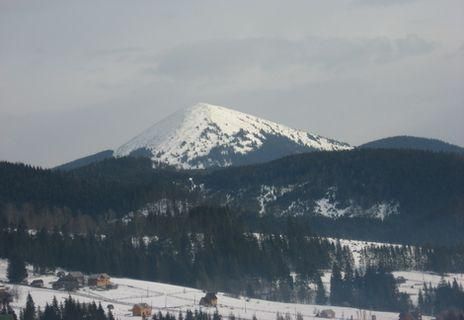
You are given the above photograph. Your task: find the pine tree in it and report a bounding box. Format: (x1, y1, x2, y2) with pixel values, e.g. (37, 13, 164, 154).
(330, 264, 343, 305)
(7, 254, 27, 283)
(417, 289, 424, 311)
(185, 310, 194, 320)
(96, 303, 106, 320)
(22, 294, 36, 320)
(315, 276, 327, 305)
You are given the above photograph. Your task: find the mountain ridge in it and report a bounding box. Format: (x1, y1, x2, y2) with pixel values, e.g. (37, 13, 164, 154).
(53, 150, 114, 171)
(359, 135, 464, 154)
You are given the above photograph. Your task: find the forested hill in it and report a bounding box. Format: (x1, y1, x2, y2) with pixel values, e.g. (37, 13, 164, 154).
(0, 157, 192, 215)
(359, 135, 464, 154)
(201, 149, 464, 218)
(198, 149, 464, 244)
(1, 149, 463, 244)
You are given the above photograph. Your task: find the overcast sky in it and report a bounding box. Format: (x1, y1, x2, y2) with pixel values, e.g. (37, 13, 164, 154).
(1, 0, 463, 167)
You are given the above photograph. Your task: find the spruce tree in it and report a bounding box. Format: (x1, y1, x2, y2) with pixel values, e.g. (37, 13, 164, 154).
(418, 289, 424, 311)
(315, 276, 327, 305)
(330, 264, 343, 305)
(22, 294, 36, 320)
(7, 254, 27, 283)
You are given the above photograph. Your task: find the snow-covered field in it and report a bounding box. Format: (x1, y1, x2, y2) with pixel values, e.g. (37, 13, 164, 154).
(322, 239, 464, 303)
(1, 252, 462, 320)
(393, 271, 464, 304)
(0, 259, 400, 320)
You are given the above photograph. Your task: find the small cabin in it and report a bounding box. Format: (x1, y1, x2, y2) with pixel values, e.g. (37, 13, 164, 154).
(399, 311, 422, 320)
(199, 292, 218, 307)
(132, 303, 152, 318)
(52, 274, 79, 291)
(88, 273, 111, 288)
(319, 309, 336, 319)
(30, 279, 44, 288)
(68, 272, 85, 286)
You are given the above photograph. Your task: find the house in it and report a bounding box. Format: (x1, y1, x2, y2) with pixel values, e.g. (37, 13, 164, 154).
(30, 279, 44, 288)
(132, 303, 152, 318)
(199, 292, 218, 307)
(399, 311, 422, 320)
(68, 272, 85, 286)
(319, 309, 336, 319)
(395, 276, 407, 284)
(88, 274, 111, 288)
(52, 274, 80, 291)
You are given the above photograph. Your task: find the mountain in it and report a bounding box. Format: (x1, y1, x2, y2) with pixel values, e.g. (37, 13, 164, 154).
(114, 102, 351, 169)
(359, 135, 464, 154)
(53, 150, 114, 171)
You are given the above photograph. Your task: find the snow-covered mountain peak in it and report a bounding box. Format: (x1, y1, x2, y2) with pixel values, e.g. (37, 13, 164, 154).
(114, 102, 351, 169)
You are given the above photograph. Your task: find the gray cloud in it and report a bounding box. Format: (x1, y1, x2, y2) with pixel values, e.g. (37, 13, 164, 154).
(153, 35, 434, 80)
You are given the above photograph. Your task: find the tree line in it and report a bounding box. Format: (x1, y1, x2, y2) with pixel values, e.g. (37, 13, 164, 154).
(330, 265, 411, 312)
(360, 244, 464, 273)
(418, 280, 464, 314)
(0, 207, 341, 302)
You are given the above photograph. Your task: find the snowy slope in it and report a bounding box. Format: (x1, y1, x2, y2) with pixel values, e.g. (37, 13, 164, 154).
(321, 239, 464, 304)
(0, 259, 411, 320)
(2, 257, 462, 320)
(326, 238, 403, 268)
(114, 103, 351, 169)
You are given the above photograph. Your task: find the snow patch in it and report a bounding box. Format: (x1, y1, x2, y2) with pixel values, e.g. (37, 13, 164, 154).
(0, 258, 425, 320)
(314, 188, 399, 220)
(257, 185, 295, 215)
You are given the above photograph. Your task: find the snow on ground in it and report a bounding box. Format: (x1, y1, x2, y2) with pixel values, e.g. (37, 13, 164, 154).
(326, 238, 403, 268)
(314, 189, 399, 221)
(0, 259, 402, 320)
(320, 269, 464, 305)
(393, 271, 464, 304)
(1, 251, 463, 320)
(319, 239, 464, 302)
(256, 185, 295, 215)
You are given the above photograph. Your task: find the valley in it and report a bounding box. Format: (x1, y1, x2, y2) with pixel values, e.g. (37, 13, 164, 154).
(2, 258, 463, 320)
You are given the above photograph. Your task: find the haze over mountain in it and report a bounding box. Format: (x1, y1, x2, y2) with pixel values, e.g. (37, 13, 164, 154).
(58, 103, 351, 170)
